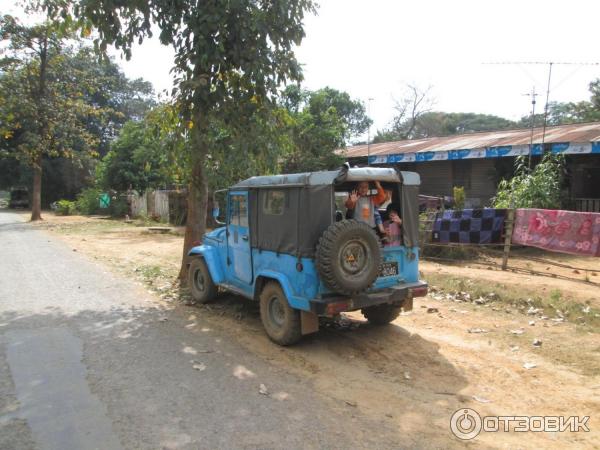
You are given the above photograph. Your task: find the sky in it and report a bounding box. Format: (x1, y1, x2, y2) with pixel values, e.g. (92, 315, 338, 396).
(4, 0, 600, 141)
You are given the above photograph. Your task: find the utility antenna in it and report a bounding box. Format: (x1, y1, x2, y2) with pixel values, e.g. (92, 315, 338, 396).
(523, 86, 539, 169)
(484, 61, 600, 151)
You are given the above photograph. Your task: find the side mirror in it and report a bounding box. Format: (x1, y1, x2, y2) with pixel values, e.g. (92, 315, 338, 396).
(212, 207, 220, 218)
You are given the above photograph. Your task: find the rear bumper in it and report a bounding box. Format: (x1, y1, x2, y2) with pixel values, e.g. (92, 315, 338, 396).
(310, 280, 428, 316)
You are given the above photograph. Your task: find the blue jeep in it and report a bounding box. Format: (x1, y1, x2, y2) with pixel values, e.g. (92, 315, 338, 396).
(187, 165, 428, 345)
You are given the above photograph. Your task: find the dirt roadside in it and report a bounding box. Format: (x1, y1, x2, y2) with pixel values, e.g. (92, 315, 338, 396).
(28, 212, 600, 449)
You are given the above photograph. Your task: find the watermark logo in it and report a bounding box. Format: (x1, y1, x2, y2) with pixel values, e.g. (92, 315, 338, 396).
(450, 408, 590, 440)
(450, 409, 482, 440)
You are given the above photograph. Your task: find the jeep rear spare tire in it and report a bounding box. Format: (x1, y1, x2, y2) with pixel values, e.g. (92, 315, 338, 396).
(316, 220, 381, 295)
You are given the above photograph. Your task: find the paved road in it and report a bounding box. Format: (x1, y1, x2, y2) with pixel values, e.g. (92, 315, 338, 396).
(0, 211, 394, 450)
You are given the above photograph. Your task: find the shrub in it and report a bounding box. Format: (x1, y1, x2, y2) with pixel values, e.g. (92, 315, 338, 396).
(453, 186, 465, 209)
(108, 195, 129, 217)
(493, 153, 565, 209)
(75, 188, 102, 215)
(55, 199, 76, 216)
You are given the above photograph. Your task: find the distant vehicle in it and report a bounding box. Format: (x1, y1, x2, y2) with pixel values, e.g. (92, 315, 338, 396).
(187, 165, 428, 345)
(9, 187, 29, 209)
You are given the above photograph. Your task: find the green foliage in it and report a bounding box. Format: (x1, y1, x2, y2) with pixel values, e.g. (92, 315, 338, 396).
(453, 186, 465, 209)
(108, 195, 129, 217)
(75, 187, 101, 215)
(0, 16, 98, 163)
(0, 13, 154, 213)
(98, 84, 369, 193)
(55, 199, 76, 215)
(493, 153, 565, 209)
(41, 0, 316, 126)
(280, 86, 370, 172)
(97, 120, 170, 192)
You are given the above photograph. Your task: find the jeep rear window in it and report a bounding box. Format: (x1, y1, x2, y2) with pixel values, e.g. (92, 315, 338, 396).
(263, 190, 285, 215)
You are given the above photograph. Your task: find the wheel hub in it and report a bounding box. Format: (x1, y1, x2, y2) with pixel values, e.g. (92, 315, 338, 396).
(193, 269, 205, 292)
(268, 295, 285, 327)
(339, 239, 368, 275)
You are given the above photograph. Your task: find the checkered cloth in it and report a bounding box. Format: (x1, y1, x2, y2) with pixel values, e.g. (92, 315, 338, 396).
(432, 209, 507, 244)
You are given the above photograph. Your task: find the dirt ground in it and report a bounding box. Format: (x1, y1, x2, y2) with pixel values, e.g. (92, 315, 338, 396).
(27, 212, 600, 449)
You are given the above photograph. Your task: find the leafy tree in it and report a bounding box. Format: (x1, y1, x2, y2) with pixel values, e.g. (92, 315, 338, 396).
(41, 0, 316, 277)
(0, 13, 155, 214)
(70, 47, 156, 156)
(280, 86, 371, 172)
(97, 120, 170, 192)
(493, 153, 565, 209)
(0, 14, 98, 220)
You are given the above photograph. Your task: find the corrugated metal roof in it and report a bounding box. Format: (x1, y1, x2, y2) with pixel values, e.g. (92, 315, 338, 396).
(341, 122, 600, 158)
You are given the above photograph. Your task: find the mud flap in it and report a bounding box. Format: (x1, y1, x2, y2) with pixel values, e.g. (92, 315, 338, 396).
(301, 311, 319, 335)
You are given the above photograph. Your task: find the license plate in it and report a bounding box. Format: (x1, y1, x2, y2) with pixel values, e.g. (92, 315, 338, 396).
(379, 261, 398, 277)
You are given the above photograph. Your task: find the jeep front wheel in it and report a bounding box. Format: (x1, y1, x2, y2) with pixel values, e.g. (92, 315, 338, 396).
(188, 258, 217, 304)
(362, 304, 402, 325)
(259, 282, 302, 346)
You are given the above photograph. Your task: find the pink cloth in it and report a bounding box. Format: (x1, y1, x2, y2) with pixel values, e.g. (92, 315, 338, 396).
(512, 209, 600, 257)
(384, 221, 402, 247)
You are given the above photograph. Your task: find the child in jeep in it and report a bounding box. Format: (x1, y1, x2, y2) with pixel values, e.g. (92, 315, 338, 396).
(383, 204, 403, 247)
(345, 181, 386, 229)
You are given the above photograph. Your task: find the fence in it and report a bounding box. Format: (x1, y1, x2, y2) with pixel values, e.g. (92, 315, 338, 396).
(419, 208, 600, 286)
(575, 198, 600, 213)
(127, 189, 187, 224)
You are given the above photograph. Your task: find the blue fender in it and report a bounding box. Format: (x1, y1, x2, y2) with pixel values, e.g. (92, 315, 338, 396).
(254, 270, 310, 311)
(188, 245, 225, 284)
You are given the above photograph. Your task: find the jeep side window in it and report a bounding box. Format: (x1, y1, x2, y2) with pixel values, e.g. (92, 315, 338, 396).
(263, 190, 286, 215)
(229, 194, 248, 227)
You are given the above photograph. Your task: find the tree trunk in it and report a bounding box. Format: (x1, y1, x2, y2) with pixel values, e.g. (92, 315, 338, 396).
(31, 36, 48, 223)
(31, 154, 43, 221)
(178, 121, 209, 281)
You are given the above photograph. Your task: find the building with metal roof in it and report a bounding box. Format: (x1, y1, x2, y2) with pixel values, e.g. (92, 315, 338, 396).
(341, 122, 600, 211)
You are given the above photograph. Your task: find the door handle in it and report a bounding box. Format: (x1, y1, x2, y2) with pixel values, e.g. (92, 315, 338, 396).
(241, 235, 248, 241)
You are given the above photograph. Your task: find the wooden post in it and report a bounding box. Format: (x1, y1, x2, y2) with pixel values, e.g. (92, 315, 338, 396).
(502, 209, 515, 270)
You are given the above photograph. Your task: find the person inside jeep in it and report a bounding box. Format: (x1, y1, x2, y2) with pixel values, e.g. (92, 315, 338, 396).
(383, 204, 403, 247)
(345, 181, 386, 230)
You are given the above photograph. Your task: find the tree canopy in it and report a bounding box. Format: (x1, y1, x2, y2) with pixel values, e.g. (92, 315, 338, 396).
(0, 14, 156, 211)
(0, 14, 98, 219)
(280, 85, 371, 172)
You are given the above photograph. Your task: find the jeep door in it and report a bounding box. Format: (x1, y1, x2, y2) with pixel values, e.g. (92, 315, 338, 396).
(227, 191, 253, 284)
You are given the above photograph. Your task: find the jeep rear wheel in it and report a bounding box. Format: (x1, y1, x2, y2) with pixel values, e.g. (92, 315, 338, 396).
(316, 220, 381, 295)
(362, 304, 402, 325)
(259, 282, 302, 346)
(188, 258, 217, 304)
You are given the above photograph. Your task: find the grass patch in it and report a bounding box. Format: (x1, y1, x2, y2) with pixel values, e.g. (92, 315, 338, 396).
(425, 272, 600, 333)
(135, 264, 164, 281)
